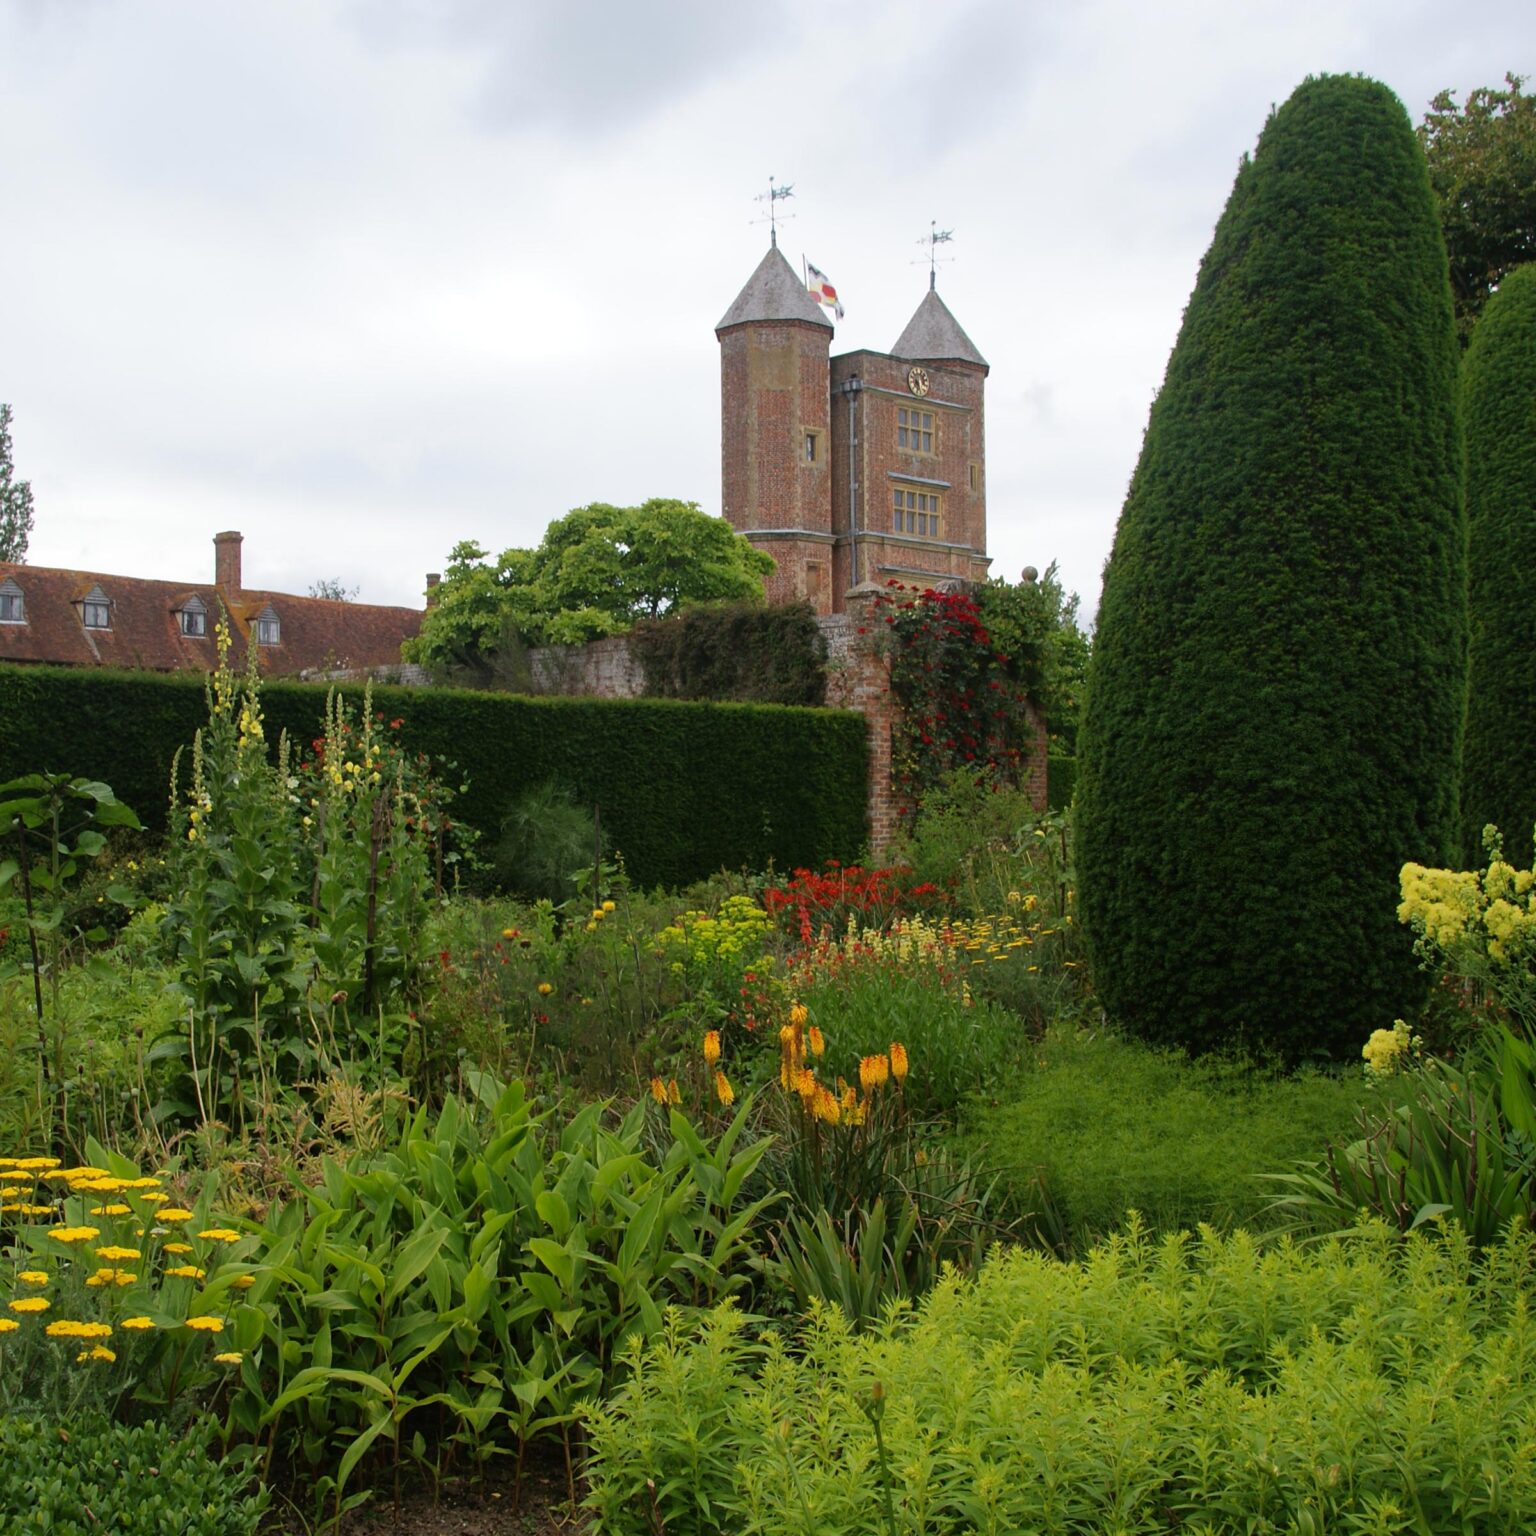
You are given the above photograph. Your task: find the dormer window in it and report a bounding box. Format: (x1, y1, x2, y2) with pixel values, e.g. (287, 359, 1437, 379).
(80, 585, 112, 630)
(255, 605, 281, 646)
(179, 596, 208, 637)
(0, 577, 23, 624)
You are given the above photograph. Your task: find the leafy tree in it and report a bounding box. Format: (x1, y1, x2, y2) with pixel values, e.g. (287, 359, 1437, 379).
(307, 577, 358, 601)
(977, 563, 1091, 755)
(0, 404, 35, 563)
(406, 499, 775, 674)
(1461, 262, 1536, 860)
(1419, 73, 1536, 341)
(1076, 76, 1464, 1063)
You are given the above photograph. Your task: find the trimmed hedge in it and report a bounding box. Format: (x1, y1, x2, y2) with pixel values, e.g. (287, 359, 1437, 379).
(0, 664, 868, 889)
(1077, 76, 1465, 1062)
(1046, 751, 1075, 811)
(1462, 262, 1536, 862)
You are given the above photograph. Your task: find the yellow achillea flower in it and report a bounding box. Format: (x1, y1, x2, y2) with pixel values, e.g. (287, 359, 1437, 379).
(85, 1270, 136, 1288)
(228, 1274, 256, 1289)
(95, 1246, 141, 1263)
(889, 1042, 909, 1083)
(158, 1208, 194, 1222)
(10, 1157, 61, 1171)
(47, 1320, 112, 1340)
(17, 1271, 49, 1286)
(165, 1266, 206, 1280)
(0, 1319, 18, 1333)
(714, 1070, 735, 1107)
(121, 1316, 157, 1330)
(702, 1030, 722, 1067)
(77, 1346, 116, 1363)
(8, 1297, 49, 1314)
(195, 1229, 242, 1244)
(214, 1351, 243, 1364)
(90, 1204, 132, 1217)
(183, 1315, 224, 1332)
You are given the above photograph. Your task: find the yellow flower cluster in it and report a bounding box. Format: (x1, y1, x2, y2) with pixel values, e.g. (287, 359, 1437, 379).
(0, 1152, 249, 1366)
(1400, 848, 1536, 964)
(776, 1007, 909, 1127)
(657, 896, 774, 975)
(583, 899, 619, 933)
(1362, 1020, 1420, 1079)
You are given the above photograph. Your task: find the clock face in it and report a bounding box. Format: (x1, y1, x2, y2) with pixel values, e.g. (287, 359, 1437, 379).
(907, 366, 930, 397)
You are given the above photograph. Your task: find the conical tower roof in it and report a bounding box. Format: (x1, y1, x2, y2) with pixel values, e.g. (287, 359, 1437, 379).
(716, 245, 833, 333)
(892, 287, 987, 367)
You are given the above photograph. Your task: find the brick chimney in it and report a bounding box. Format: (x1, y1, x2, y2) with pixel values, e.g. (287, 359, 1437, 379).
(214, 531, 243, 594)
(425, 573, 441, 608)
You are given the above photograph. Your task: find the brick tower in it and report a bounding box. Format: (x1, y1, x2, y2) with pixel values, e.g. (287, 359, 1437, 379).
(719, 253, 991, 614)
(716, 245, 837, 612)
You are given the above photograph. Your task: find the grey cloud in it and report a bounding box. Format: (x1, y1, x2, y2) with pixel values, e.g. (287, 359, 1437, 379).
(351, 0, 788, 135)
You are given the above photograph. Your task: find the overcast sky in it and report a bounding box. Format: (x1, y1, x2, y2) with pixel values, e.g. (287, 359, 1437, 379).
(0, 1, 1526, 620)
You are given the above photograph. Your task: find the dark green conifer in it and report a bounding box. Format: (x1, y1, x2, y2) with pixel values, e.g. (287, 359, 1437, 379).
(1462, 262, 1536, 863)
(1076, 76, 1464, 1062)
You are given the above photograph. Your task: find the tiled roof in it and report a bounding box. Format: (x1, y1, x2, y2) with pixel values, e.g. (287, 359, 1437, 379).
(716, 245, 834, 333)
(892, 288, 988, 368)
(0, 561, 421, 676)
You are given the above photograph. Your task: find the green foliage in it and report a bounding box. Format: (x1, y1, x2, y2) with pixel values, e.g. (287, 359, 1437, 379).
(1045, 751, 1075, 810)
(1077, 75, 1465, 1062)
(1461, 263, 1536, 861)
(406, 499, 777, 667)
(586, 1222, 1536, 1535)
(494, 778, 604, 904)
(964, 1023, 1394, 1247)
(632, 600, 827, 706)
(1419, 72, 1536, 341)
(0, 404, 34, 564)
(0, 1415, 268, 1536)
(234, 1078, 773, 1521)
(0, 664, 868, 893)
(1266, 1047, 1536, 1246)
(975, 562, 1090, 753)
(0, 774, 141, 1150)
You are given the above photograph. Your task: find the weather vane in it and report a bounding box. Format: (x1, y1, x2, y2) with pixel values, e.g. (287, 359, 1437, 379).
(751, 176, 796, 248)
(916, 221, 954, 289)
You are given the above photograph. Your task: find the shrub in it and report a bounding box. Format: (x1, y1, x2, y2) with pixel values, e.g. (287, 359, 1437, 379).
(1076, 75, 1464, 1062)
(963, 1023, 1392, 1244)
(0, 1414, 268, 1536)
(632, 600, 828, 706)
(586, 1222, 1536, 1535)
(0, 664, 869, 891)
(1461, 262, 1536, 862)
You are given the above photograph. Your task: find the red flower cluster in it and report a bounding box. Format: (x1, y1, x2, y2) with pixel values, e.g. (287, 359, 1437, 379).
(764, 860, 947, 938)
(872, 582, 1031, 810)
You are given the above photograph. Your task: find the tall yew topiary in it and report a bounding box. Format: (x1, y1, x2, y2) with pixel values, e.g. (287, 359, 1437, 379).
(1076, 76, 1464, 1062)
(1462, 263, 1536, 863)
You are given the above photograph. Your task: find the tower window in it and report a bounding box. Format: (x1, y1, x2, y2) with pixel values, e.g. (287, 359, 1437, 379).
(969, 461, 981, 493)
(897, 407, 934, 454)
(804, 432, 818, 463)
(893, 488, 942, 538)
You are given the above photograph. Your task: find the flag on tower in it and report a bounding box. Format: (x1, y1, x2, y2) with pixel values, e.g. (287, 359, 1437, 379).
(806, 261, 844, 320)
